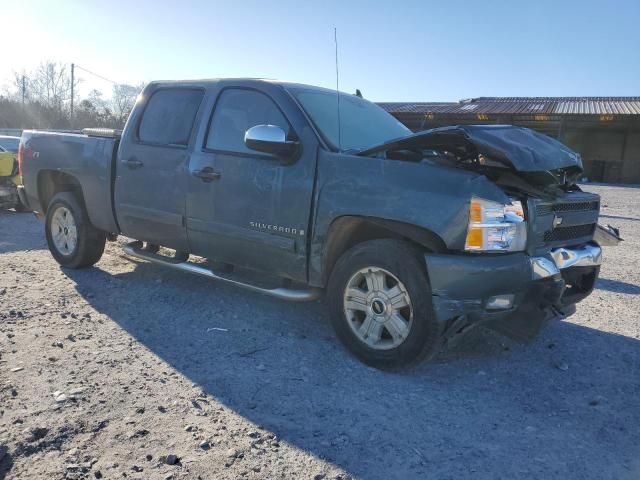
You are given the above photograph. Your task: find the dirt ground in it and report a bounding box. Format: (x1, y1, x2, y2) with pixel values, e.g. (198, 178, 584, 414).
(1, 183, 639, 480)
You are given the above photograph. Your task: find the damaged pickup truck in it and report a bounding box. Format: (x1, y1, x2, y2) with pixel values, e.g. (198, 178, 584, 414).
(18, 79, 616, 368)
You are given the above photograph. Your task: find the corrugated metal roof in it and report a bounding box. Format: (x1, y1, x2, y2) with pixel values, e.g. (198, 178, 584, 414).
(378, 97, 640, 116)
(375, 102, 455, 114)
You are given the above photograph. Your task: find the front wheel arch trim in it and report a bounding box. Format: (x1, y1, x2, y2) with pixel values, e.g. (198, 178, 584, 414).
(319, 215, 448, 287)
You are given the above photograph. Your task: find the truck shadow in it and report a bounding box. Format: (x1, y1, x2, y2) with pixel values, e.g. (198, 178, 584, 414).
(0, 210, 47, 254)
(65, 261, 640, 480)
(0, 445, 13, 480)
(596, 278, 640, 295)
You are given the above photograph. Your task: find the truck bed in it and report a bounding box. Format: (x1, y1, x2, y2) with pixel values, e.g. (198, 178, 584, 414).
(20, 130, 120, 233)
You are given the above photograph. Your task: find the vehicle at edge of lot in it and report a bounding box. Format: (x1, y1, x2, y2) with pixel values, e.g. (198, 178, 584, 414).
(0, 135, 25, 210)
(17, 79, 616, 369)
(0, 135, 21, 153)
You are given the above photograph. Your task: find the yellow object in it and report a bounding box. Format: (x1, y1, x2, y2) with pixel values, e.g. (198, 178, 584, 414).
(469, 199, 483, 223)
(465, 227, 484, 249)
(0, 152, 15, 177)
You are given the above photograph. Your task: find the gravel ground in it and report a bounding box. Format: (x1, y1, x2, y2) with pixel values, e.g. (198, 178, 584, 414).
(1, 183, 639, 480)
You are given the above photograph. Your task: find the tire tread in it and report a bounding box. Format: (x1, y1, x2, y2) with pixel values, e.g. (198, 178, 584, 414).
(327, 239, 442, 369)
(45, 192, 106, 268)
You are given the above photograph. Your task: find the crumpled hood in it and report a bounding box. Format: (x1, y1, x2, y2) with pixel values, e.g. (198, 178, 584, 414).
(357, 125, 583, 173)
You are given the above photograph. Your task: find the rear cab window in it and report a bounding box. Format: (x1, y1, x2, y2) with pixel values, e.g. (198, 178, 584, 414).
(205, 88, 292, 154)
(138, 88, 204, 147)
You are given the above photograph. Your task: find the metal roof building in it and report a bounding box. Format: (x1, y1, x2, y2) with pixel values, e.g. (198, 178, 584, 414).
(379, 97, 640, 183)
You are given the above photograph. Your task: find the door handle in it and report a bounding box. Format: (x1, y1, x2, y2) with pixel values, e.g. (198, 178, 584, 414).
(123, 157, 143, 168)
(192, 167, 221, 182)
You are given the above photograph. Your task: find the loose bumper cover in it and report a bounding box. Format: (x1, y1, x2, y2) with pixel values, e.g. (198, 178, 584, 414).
(424, 243, 602, 340)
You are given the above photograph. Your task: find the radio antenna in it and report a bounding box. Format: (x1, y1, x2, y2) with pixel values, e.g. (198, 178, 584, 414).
(334, 27, 342, 151)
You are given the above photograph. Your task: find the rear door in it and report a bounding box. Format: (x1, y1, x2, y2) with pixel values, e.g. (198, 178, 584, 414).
(115, 87, 204, 251)
(186, 85, 317, 281)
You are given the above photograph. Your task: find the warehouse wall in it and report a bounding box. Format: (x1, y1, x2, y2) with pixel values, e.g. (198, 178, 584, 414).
(560, 126, 640, 183)
(560, 129, 625, 182)
(621, 132, 640, 183)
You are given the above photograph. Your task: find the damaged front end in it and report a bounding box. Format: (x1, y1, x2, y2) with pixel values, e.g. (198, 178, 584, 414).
(594, 224, 623, 246)
(425, 242, 602, 345)
(357, 124, 585, 189)
(359, 125, 617, 343)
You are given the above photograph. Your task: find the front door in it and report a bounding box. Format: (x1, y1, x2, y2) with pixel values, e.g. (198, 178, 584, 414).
(186, 87, 316, 281)
(115, 87, 204, 251)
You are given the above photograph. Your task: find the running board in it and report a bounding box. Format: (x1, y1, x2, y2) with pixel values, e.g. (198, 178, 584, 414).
(122, 241, 321, 302)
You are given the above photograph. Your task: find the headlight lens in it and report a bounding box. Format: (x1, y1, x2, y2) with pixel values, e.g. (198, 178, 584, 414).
(465, 197, 526, 252)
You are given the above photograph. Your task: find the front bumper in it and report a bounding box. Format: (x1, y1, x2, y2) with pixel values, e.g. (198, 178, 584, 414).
(424, 243, 602, 340)
(531, 243, 602, 279)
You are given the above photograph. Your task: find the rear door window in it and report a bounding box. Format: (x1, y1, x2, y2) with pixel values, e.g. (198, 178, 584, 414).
(205, 89, 290, 154)
(138, 89, 204, 146)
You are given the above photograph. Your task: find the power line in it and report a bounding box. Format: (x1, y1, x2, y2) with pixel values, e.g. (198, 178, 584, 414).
(74, 64, 119, 85)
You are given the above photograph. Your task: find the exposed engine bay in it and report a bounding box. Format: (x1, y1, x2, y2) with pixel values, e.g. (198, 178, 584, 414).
(358, 124, 585, 198)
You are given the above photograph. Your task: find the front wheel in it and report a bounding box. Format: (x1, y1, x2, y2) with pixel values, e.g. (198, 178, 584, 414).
(45, 192, 106, 268)
(327, 239, 442, 369)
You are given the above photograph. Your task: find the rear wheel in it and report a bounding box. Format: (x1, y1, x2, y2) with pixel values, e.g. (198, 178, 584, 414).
(327, 239, 442, 369)
(45, 192, 106, 268)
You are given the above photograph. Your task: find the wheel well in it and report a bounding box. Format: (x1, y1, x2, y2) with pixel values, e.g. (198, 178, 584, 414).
(38, 170, 84, 213)
(321, 216, 447, 285)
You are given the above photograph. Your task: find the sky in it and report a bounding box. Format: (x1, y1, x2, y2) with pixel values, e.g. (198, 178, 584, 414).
(1, 0, 639, 102)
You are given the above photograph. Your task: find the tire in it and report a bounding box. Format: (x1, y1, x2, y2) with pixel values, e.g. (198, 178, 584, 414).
(45, 192, 106, 268)
(327, 239, 442, 369)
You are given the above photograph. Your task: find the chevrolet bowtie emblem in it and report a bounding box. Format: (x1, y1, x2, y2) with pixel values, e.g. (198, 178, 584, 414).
(552, 215, 564, 228)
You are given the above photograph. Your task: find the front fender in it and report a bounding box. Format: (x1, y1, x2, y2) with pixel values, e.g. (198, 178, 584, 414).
(309, 150, 509, 283)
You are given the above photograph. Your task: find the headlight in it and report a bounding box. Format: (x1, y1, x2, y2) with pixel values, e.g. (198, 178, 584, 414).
(465, 197, 526, 252)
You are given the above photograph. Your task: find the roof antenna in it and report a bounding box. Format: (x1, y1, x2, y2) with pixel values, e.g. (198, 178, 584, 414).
(334, 27, 342, 151)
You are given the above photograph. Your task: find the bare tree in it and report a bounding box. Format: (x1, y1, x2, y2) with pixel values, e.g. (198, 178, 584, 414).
(111, 84, 141, 123)
(3, 60, 139, 129)
(5, 71, 30, 102)
(28, 61, 79, 116)
(88, 89, 109, 114)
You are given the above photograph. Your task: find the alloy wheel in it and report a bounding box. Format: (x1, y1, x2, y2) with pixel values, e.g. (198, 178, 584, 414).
(343, 267, 413, 350)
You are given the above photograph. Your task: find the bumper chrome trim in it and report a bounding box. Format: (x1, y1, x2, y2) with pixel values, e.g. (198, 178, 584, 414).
(531, 257, 560, 280)
(551, 243, 602, 269)
(531, 243, 602, 280)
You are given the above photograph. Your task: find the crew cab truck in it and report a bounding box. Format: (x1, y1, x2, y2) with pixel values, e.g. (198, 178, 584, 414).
(18, 79, 606, 368)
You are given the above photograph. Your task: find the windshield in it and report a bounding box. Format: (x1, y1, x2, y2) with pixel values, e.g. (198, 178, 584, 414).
(288, 87, 411, 152)
(0, 138, 20, 153)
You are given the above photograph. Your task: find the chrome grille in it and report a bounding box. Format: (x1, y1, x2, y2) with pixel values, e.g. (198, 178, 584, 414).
(537, 200, 599, 215)
(544, 224, 596, 242)
(532, 192, 600, 248)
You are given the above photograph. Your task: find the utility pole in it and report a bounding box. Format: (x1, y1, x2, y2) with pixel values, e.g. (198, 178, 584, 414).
(70, 63, 75, 128)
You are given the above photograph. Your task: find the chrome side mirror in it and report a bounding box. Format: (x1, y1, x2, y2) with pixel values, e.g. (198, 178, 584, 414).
(244, 125, 298, 157)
